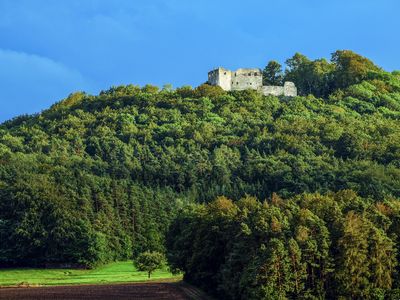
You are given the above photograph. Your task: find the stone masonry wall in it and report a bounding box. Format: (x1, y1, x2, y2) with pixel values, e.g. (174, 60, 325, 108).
(208, 68, 232, 91)
(208, 67, 297, 97)
(230, 68, 262, 91)
(260, 86, 285, 96)
(283, 82, 297, 97)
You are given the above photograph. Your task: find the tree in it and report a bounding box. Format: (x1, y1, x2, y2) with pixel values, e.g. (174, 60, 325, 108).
(284, 53, 312, 95)
(263, 60, 283, 85)
(331, 50, 380, 89)
(285, 53, 334, 96)
(369, 226, 397, 291)
(294, 209, 333, 298)
(255, 239, 293, 299)
(288, 238, 306, 297)
(336, 212, 371, 299)
(135, 251, 165, 278)
(194, 83, 226, 98)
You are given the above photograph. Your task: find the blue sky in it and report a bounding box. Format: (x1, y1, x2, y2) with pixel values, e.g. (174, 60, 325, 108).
(0, 0, 399, 121)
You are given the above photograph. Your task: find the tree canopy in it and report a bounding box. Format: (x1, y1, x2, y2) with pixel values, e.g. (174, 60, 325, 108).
(135, 251, 165, 278)
(167, 192, 400, 299)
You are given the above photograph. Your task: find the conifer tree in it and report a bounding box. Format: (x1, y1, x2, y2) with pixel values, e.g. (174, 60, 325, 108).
(336, 212, 371, 298)
(288, 238, 306, 297)
(254, 239, 293, 299)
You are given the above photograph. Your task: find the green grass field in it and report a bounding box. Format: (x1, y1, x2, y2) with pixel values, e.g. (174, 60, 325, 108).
(0, 261, 181, 286)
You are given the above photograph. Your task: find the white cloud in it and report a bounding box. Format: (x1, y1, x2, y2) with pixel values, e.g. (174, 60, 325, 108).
(0, 49, 87, 83)
(0, 49, 94, 121)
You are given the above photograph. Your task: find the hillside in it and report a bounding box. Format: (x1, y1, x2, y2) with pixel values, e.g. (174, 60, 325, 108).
(1, 50, 400, 297)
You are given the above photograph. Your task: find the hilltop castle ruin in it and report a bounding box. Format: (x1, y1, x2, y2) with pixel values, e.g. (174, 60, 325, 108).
(208, 67, 297, 97)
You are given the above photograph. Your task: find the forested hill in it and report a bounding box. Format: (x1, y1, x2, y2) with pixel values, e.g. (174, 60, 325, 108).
(1, 50, 400, 270)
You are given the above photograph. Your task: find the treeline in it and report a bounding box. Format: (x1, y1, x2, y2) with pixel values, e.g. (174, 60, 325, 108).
(0, 152, 186, 267)
(264, 50, 400, 100)
(167, 192, 400, 299)
(0, 50, 400, 268)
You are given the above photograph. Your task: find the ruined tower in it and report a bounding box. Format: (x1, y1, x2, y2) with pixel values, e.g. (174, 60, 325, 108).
(207, 67, 232, 91)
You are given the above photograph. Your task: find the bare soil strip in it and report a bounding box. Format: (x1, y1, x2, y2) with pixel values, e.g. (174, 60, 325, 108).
(0, 281, 210, 300)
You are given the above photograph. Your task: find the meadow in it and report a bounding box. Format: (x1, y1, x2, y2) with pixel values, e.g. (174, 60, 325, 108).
(0, 261, 179, 286)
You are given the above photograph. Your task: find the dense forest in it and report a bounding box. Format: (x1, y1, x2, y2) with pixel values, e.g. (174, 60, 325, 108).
(1, 50, 400, 298)
(167, 193, 400, 299)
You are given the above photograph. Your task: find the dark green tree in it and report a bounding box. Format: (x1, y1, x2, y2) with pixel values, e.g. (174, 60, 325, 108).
(263, 60, 283, 85)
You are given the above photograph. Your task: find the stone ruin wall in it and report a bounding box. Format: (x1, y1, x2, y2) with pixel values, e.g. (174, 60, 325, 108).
(261, 86, 284, 96)
(283, 82, 297, 97)
(230, 68, 262, 91)
(260, 82, 297, 97)
(208, 67, 297, 97)
(208, 68, 232, 91)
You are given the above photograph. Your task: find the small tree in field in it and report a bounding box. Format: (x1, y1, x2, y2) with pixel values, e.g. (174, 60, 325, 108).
(135, 251, 165, 278)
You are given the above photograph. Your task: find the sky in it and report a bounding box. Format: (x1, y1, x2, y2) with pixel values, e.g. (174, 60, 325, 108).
(0, 0, 399, 122)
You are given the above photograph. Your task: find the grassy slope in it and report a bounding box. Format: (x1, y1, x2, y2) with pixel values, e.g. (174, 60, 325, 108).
(0, 261, 180, 286)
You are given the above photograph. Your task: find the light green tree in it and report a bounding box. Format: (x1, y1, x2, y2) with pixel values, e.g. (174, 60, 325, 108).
(135, 251, 165, 278)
